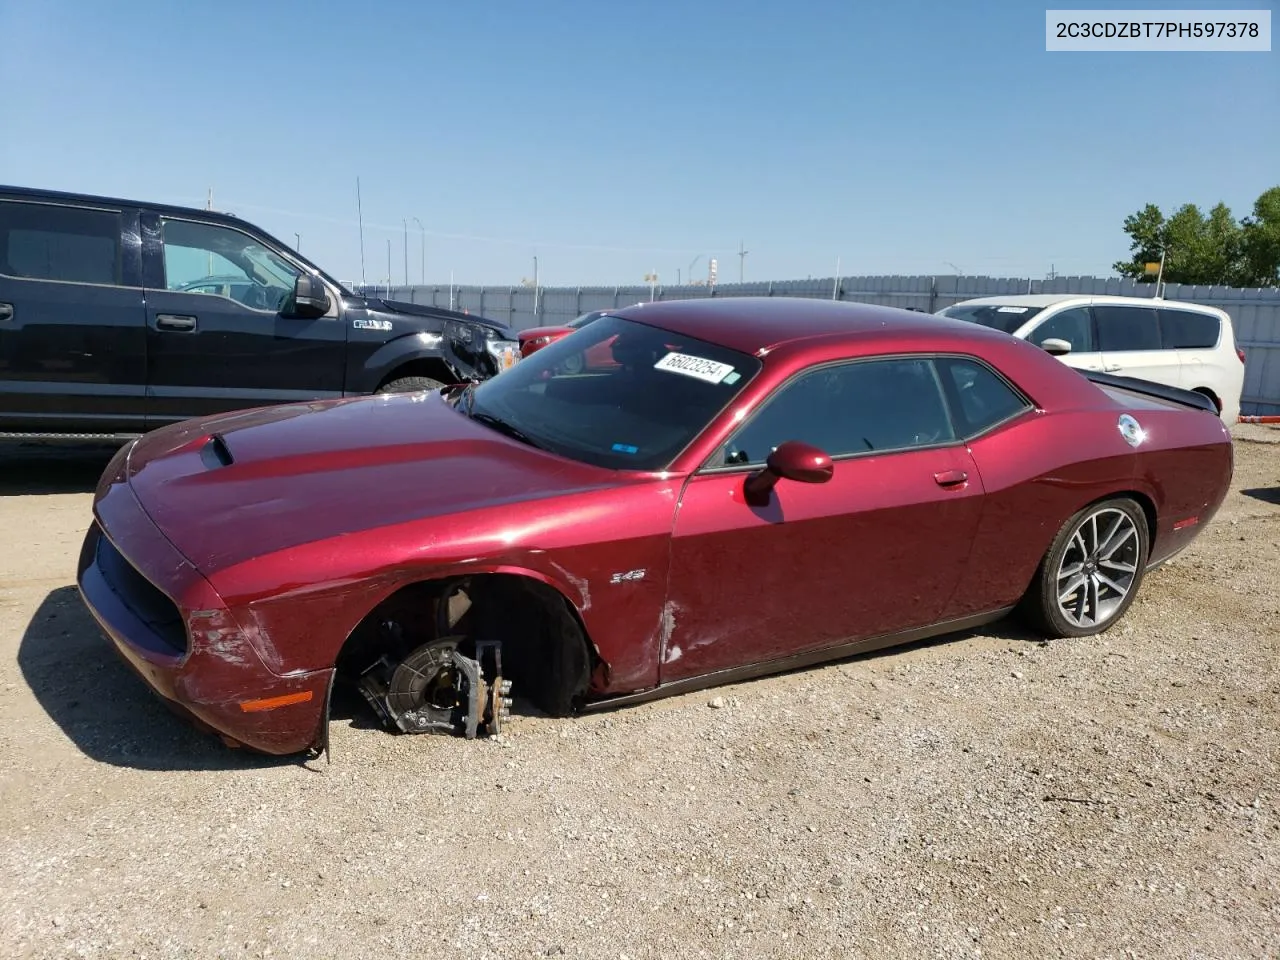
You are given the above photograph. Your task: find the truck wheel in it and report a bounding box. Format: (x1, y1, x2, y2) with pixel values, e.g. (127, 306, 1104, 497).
(377, 376, 446, 394)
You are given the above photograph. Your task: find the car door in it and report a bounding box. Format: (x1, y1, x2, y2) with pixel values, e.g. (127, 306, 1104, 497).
(140, 212, 347, 426)
(1022, 306, 1103, 372)
(660, 355, 986, 684)
(1094, 303, 1180, 387)
(0, 196, 147, 433)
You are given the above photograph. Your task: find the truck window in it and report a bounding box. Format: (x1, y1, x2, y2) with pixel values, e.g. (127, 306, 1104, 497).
(161, 218, 299, 313)
(0, 201, 123, 285)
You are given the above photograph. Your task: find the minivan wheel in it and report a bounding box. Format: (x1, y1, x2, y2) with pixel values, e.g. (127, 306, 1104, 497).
(1021, 497, 1150, 639)
(377, 376, 446, 394)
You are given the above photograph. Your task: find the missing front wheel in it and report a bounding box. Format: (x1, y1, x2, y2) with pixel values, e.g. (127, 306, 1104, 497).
(357, 637, 511, 739)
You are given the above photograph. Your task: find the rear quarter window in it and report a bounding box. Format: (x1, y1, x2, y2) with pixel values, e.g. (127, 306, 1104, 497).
(1158, 308, 1221, 349)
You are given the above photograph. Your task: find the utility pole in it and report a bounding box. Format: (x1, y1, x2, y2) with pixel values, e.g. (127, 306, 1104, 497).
(833, 256, 841, 300)
(412, 217, 425, 284)
(532, 254, 539, 318)
(386, 239, 391, 297)
(737, 240, 748, 284)
(403, 219, 409, 287)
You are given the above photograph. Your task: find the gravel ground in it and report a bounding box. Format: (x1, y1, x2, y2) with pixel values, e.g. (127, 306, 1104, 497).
(1, 427, 1278, 960)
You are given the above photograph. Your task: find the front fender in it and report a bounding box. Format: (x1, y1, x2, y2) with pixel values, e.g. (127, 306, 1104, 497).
(351, 332, 449, 392)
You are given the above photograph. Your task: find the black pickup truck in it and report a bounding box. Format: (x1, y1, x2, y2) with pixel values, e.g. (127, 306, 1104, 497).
(0, 185, 519, 440)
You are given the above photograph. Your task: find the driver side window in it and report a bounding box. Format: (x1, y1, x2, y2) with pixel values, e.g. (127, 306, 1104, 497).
(1029, 306, 1094, 352)
(718, 357, 956, 467)
(161, 219, 299, 313)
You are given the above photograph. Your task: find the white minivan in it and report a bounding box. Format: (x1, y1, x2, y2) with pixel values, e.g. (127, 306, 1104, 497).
(936, 294, 1245, 424)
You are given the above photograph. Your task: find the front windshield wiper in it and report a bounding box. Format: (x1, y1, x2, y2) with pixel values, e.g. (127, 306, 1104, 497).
(469, 412, 546, 450)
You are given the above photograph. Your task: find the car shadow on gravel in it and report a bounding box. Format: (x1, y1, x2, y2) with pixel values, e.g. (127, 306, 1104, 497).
(18, 586, 297, 771)
(0, 443, 122, 495)
(1242, 486, 1280, 506)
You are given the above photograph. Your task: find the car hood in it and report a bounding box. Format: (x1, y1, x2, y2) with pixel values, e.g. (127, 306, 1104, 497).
(518, 324, 574, 341)
(123, 393, 615, 577)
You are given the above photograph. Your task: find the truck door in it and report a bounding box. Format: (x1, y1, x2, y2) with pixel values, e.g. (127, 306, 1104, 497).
(139, 212, 347, 427)
(0, 197, 146, 433)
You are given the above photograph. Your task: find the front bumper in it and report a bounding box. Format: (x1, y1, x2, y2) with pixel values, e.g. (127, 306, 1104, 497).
(75, 472, 332, 755)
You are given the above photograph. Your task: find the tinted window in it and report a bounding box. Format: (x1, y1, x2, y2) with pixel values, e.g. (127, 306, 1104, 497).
(466, 315, 761, 471)
(940, 303, 1044, 334)
(936, 357, 1030, 437)
(719, 357, 955, 466)
(161, 219, 300, 312)
(0, 201, 122, 285)
(1029, 307, 1094, 353)
(1158, 308, 1220, 349)
(1094, 305, 1162, 351)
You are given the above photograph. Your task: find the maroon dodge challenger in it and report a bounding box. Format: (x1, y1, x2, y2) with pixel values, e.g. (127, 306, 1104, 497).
(76, 298, 1233, 756)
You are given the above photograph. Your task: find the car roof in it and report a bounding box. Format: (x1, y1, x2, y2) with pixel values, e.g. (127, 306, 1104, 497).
(611, 296, 994, 356)
(948, 293, 1225, 316)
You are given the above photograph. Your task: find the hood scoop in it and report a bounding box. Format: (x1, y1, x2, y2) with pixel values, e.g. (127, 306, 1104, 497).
(198, 433, 235, 470)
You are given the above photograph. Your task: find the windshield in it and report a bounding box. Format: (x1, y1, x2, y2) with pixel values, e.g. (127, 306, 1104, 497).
(567, 311, 605, 329)
(463, 315, 761, 471)
(940, 303, 1045, 334)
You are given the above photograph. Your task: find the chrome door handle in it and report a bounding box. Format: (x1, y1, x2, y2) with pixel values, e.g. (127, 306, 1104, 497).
(0, 302, 13, 322)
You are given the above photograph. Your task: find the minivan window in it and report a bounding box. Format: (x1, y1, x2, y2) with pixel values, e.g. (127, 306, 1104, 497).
(1094, 305, 1161, 352)
(1029, 307, 1094, 353)
(940, 303, 1045, 333)
(1158, 308, 1220, 349)
(0, 201, 122, 285)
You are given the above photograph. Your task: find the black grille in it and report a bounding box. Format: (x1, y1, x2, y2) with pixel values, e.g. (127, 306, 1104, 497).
(95, 532, 188, 653)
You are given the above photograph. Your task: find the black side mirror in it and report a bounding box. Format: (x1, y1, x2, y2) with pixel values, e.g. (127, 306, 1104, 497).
(743, 440, 834, 507)
(287, 273, 331, 319)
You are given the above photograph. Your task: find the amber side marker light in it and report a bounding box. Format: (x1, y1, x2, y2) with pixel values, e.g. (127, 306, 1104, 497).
(239, 691, 314, 713)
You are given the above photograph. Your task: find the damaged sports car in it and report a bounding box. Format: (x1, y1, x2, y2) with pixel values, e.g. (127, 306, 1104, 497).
(76, 298, 1233, 756)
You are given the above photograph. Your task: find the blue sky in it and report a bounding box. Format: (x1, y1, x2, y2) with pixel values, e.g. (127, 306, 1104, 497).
(1, 0, 1275, 287)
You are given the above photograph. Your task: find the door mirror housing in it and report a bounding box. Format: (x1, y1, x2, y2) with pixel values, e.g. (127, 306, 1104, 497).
(743, 440, 834, 507)
(286, 273, 331, 319)
(1040, 337, 1072, 356)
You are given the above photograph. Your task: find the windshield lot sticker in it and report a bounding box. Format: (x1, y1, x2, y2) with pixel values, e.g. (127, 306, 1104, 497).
(352, 318, 393, 331)
(723, 371, 741, 385)
(654, 352, 736, 384)
(996, 306, 1029, 314)
(611, 442, 639, 454)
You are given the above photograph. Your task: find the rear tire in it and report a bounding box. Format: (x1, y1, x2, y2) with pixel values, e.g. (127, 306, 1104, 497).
(1020, 496, 1150, 639)
(377, 376, 446, 394)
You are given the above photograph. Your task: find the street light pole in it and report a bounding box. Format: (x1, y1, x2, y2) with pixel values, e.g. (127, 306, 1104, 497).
(294, 232, 301, 252)
(402, 219, 409, 288)
(412, 217, 425, 284)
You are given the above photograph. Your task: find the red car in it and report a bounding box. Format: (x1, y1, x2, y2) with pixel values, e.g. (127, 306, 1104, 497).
(77, 298, 1233, 756)
(518, 309, 609, 359)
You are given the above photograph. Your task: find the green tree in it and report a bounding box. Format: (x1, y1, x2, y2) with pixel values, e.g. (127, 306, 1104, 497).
(1241, 186, 1280, 287)
(1113, 186, 1280, 287)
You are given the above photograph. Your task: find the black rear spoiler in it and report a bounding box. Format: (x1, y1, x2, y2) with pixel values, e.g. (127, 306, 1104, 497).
(1082, 370, 1218, 414)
